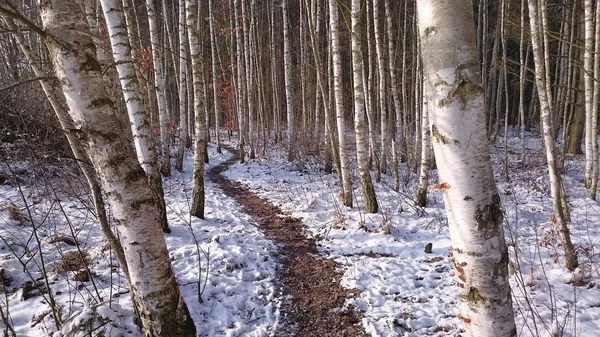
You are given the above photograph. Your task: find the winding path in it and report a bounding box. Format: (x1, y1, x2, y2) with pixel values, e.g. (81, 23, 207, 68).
(207, 146, 367, 337)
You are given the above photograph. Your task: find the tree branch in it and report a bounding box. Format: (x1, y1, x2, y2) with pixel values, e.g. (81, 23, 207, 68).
(0, 4, 48, 39)
(0, 76, 58, 92)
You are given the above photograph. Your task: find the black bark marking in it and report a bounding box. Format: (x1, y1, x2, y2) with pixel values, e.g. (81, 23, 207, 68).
(431, 124, 460, 146)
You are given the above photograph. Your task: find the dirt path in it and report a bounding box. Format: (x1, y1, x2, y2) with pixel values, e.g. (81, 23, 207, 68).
(207, 147, 367, 337)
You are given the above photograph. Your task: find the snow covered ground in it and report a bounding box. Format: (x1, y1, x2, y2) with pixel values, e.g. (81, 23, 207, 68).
(224, 134, 600, 337)
(0, 147, 279, 337)
(1, 133, 600, 336)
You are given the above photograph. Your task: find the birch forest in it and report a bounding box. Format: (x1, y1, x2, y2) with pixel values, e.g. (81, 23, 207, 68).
(1, 0, 600, 336)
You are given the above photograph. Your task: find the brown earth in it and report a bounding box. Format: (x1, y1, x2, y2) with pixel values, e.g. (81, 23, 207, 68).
(207, 147, 367, 337)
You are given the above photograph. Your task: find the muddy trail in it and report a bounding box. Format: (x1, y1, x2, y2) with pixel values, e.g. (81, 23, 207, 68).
(207, 146, 367, 337)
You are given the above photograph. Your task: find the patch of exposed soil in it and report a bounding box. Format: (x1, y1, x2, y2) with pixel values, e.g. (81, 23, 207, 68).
(208, 147, 367, 337)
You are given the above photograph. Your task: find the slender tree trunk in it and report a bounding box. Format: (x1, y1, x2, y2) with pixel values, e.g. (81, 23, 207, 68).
(373, 0, 388, 176)
(415, 86, 430, 207)
(146, 0, 171, 177)
(518, 0, 527, 139)
(365, 0, 379, 180)
(590, 0, 600, 199)
(385, 0, 402, 192)
(241, 0, 255, 159)
(39, 2, 195, 335)
(233, 0, 246, 162)
(416, 1, 517, 335)
(208, 0, 221, 154)
(584, 0, 595, 188)
(176, 0, 189, 172)
(330, 0, 353, 207)
(351, 0, 378, 213)
(101, 0, 170, 233)
(283, 0, 294, 161)
(269, 0, 281, 148)
(187, 0, 207, 219)
(528, 0, 579, 271)
(562, 2, 579, 157)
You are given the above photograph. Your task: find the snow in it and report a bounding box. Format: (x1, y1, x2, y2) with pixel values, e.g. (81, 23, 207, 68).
(1, 132, 600, 336)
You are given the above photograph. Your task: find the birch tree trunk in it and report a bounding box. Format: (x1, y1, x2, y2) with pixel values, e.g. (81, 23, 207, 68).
(233, 0, 246, 163)
(283, 0, 294, 161)
(351, 0, 378, 213)
(365, 0, 380, 181)
(329, 0, 353, 207)
(187, 0, 207, 219)
(518, 0, 527, 139)
(269, 0, 281, 147)
(39, 1, 195, 335)
(146, 0, 171, 177)
(176, 0, 189, 172)
(2, 11, 130, 288)
(415, 88, 430, 207)
(528, 0, 578, 271)
(373, 0, 388, 175)
(208, 0, 221, 153)
(416, 1, 517, 335)
(384, 0, 402, 192)
(101, 0, 170, 233)
(242, 0, 255, 159)
(590, 1, 600, 200)
(584, 0, 594, 189)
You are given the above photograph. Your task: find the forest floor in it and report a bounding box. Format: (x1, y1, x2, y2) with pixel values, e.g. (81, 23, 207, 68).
(208, 145, 366, 336)
(0, 132, 600, 337)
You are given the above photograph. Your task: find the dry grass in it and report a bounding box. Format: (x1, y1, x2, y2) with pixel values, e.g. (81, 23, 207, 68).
(53, 250, 92, 274)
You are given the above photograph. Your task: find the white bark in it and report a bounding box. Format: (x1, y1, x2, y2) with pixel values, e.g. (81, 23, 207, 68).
(176, 0, 189, 172)
(146, 0, 171, 176)
(384, 0, 402, 192)
(186, 0, 207, 219)
(591, 1, 600, 199)
(416, 1, 516, 335)
(39, 1, 195, 335)
(100, 0, 170, 232)
(283, 0, 294, 161)
(351, 0, 378, 213)
(242, 0, 255, 159)
(415, 88, 430, 207)
(208, 0, 221, 153)
(518, 0, 526, 139)
(528, 0, 578, 270)
(329, 0, 353, 207)
(233, 0, 246, 162)
(373, 0, 387, 175)
(2, 10, 129, 290)
(584, 0, 594, 188)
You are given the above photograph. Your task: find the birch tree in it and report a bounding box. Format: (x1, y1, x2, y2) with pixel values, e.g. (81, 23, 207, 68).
(283, 0, 294, 161)
(415, 89, 430, 207)
(528, 0, 578, 270)
(351, 0, 378, 213)
(329, 0, 353, 207)
(187, 0, 207, 219)
(416, 1, 516, 335)
(233, 0, 246, 163)
(100, 0, 170, 233)
(384, 0, 403, 192)
(590, 0, 600, 199)
(1, 11, 130, 291)
(176, 0, 189, 172)
(373, 0, 388, 175)
(584, 0, 594, 189)
(38, 1, 195, 335)
(146, 0, 171, 177)
(208, 0, 221, 153)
